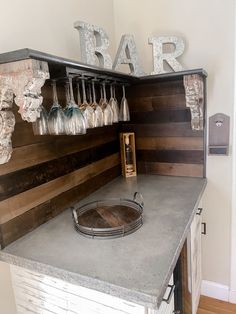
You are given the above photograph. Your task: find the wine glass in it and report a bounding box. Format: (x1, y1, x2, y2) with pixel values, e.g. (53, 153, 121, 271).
(64, 77, 86, 135)
(99, 85, 104, 108)
(109, 84, 119, 123)
(81, 78, 95, 129)
(48, 80, 65, 135)
(101, 82, 113, 126)
(32, 104, 48, 135)
(119, 85, 130, 121)
(91, 80, 103, 127)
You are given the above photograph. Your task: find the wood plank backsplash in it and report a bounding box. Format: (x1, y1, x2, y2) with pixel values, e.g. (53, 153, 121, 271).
(0, 78, 206, 248)
(0, 84, 121, 248)
(122, 78, 205, 178)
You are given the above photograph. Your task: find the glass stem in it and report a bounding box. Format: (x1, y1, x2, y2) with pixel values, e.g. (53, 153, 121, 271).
(69, 77, 75, 103)
(65, 83, 70, 104)
(92, 81, 96, 103)
(81, 79, 87, 103)
(52, 80, 58, 104)
(122, 85, 126, 98)
(88, 84, 92, 104)
(103, 83, 107, 102)
(110, 85, 113, 99)
(100, 85, 103, 99)
(77, 82, 81, 105)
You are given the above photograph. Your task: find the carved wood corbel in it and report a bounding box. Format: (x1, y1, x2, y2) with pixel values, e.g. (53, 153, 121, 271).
(183, 74, 204, 131)
(0, 59, 49, 164)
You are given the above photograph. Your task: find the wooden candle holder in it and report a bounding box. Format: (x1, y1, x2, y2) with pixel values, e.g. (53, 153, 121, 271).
(120, 132, 137, 178)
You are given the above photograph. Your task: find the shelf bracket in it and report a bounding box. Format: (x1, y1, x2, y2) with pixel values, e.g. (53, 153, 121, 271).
(183, 74, 204, 131)
(0, 59, 49, 164)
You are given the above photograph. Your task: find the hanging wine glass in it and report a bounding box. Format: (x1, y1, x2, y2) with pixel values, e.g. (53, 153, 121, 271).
(99, 85, 104, 108)
(48, 80, 65, 135)
(64, 77, 86, 135)
(91, 80, 103, 127)
(119, 85, 130, 121)
(88, 83, 92, 105)
(109, 84, 119, 123)
(32, 104, 48, 135)
(81, 78, 95, 129)
(101, 82, 113, 126)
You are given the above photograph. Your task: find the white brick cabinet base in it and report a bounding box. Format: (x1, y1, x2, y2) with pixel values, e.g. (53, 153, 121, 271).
(10, 265, 174, 314)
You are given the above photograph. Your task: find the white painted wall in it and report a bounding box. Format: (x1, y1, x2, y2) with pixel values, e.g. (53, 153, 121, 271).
(0, 1, 115, 312)
(0, 0, 116, 60)
(113, 0, 235, 287)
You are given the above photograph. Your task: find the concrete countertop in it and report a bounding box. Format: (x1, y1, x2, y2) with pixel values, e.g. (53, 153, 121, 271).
(0, 175, 207, 309)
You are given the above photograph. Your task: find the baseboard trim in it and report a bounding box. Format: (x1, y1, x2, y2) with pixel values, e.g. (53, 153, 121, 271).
(201, 280, 229, 301)
(229, 290, 236, 303)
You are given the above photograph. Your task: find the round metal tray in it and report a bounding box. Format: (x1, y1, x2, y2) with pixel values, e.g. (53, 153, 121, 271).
(71, 192, 144, 239)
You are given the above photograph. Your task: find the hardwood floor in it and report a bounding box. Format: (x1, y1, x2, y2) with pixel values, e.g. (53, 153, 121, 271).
(197, 296, 236, 314)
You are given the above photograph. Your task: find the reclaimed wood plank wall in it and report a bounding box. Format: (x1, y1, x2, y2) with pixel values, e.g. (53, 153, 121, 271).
(0, 83, 121, 248)
(122, 78, 205, 178)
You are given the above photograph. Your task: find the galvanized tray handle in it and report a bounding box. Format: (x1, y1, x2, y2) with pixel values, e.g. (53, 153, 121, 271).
(133, 192, 144, 208)
(71, 207, 79, 224)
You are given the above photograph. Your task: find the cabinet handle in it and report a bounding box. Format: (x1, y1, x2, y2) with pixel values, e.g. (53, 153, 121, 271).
(163, 284, 175, 304)
(202, 222, 207, 235)
(196, 208, 203, 215)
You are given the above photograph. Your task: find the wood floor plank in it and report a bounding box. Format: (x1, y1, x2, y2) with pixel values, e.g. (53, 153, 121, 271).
(198, 296, 236, 314)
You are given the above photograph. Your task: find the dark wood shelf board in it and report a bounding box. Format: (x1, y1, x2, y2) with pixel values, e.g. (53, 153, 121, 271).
(0, 48, 207, 83)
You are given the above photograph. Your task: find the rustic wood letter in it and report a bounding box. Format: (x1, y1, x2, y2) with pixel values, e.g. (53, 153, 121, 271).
(0, 59, 49, 164)
(74, 21, 112, 69)
(183, 74, 204, 131)
(113, 35, 145, 76)
(149, 36, 185, 74)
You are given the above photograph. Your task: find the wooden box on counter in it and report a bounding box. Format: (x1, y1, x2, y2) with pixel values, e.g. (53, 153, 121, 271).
(120, 132, 137, 178)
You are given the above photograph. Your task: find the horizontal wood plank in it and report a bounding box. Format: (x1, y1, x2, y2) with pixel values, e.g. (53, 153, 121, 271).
(121, 123, 203, 137)
(137, 149, 204, 164)
(0, 166, 120, 247)
(130, 109, 191, 124)
(12, 117, 119, 148)
(138, 162, 203, 177)
(0, 130, 118, 176)
(0, 153, 120, 224)
(0, 140, 119, 201)
(128, 94, 186, 112)
(136, 137, 204, 151)
(127, 80, 184, 98)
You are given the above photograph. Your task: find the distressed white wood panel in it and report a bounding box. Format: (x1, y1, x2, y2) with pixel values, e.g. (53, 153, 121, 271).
(190, 212, 202, 314)
(10, 265, 146, 314)
(11, 265, 175, 314)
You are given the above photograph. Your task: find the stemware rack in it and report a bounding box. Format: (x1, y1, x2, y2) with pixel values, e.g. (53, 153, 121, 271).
(0, 48, 207, 164)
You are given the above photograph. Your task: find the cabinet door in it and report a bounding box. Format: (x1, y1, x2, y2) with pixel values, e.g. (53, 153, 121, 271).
(10, 265, 146, 314)
(148, 275, 175, 314)
(189, 209, 202, 314)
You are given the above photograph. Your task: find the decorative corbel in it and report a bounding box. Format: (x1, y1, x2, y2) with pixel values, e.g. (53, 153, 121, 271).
(0, 78, 15, 164)
(183, 74, 204, 131)
(0, 59, 49, 164)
